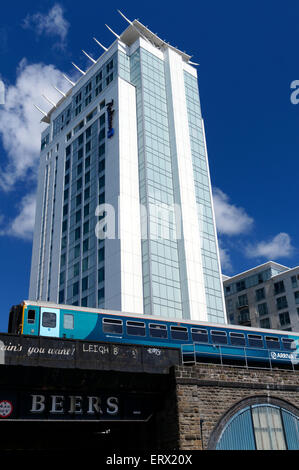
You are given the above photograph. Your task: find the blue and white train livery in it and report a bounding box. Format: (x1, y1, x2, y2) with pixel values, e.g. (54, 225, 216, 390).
(8, 300, 299, 369)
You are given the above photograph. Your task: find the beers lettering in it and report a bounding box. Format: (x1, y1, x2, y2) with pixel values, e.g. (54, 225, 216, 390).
(30, 394, 119, 416)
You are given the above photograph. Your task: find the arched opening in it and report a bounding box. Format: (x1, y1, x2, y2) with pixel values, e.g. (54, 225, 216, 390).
(209, 397, 299, 450)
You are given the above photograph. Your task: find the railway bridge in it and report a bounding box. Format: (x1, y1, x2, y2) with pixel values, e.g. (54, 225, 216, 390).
(0, 333, 298, 453)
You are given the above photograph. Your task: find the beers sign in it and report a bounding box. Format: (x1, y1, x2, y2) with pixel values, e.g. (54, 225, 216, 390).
(0, 391, 154, 421)
(30, 394, 119, 417)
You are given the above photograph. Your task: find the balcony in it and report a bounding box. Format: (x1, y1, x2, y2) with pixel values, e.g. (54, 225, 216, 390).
(238, 308, 251, 326)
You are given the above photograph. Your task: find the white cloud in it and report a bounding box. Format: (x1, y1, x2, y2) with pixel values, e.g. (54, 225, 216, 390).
(218, 241, 233, 273)
(0, 58, 70, 191)
(0, 58, 72, 241)
(213, 187, 254, 236)
(0, 192, 36, 240)
(245, 232, 295, 260)
(22, 3, 69, 49)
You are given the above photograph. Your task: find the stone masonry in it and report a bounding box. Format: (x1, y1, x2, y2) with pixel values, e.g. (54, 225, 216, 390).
(174, 363, 299, 450)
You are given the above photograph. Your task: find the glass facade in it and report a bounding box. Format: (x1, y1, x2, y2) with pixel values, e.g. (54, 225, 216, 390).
(57, 85, 108, 307)
(184, 71, 224, 323)
(130, 48, 183, 319)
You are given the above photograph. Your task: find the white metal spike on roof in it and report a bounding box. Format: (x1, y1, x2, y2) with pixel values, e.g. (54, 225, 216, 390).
(42, 94, 56, 108)
(53, 86, 66, 97)
(93, 37, 108, 51)
(62, 74, 75, 86)
(105, 24, 120, 39)
(82, 50, 96, 64)
(71, 62, 86, 75)
(34, 104, 48, 117)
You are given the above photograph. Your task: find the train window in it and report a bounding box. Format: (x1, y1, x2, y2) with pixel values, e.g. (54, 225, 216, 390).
(42, 312, 56, 328)
(27, 310, 36, 324)
(230, 332, 246, 347)
(64, 314, 74, 330)
(102, 318, 123, 335)
(282, 338, 296, 350)
(149, 324, 167, 339)
(265, 336, 280, 350)
(211, 330, 228, 345)
(248, 334, 264, 348)
(191, 328, 208, 343)
(126, 321, 146, 337)
(170, 326, 189, 341)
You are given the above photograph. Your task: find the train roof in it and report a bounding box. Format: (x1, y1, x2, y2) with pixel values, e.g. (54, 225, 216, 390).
(22, 300, 299, 338)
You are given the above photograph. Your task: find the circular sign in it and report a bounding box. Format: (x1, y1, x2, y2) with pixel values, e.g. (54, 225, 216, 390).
(0, 400, 13, 418)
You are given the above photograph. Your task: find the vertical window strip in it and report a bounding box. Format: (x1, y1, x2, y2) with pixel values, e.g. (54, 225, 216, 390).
(37, 164, 50, 299)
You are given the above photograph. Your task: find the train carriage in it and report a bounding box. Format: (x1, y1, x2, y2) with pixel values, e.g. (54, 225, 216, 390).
(8, 300, 299, 370)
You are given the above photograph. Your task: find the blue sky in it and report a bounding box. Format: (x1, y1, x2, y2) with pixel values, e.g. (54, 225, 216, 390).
(1, 0, 299, 332)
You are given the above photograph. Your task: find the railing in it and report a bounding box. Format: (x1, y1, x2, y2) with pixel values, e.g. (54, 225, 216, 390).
(181, 342, 299, 372)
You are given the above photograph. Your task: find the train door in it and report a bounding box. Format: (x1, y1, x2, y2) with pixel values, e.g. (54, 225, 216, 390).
(23, 306, 40, 336)
(39, 308, 60, 337)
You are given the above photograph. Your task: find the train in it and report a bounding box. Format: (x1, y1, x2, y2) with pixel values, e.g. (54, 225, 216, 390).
(8, 300, 299, 369)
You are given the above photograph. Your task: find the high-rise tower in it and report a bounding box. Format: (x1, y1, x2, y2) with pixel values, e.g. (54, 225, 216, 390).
(29, 17, 226, 323)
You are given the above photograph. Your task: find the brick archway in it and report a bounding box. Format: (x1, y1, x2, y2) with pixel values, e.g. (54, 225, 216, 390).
(208, 395, 299, 450)
(174, 364, 299, 450)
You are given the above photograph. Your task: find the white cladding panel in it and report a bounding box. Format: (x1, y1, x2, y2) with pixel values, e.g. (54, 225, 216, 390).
(118, 78, 143, 313)
(104, 78, 143, 314)
(164, 48, 208, 321)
